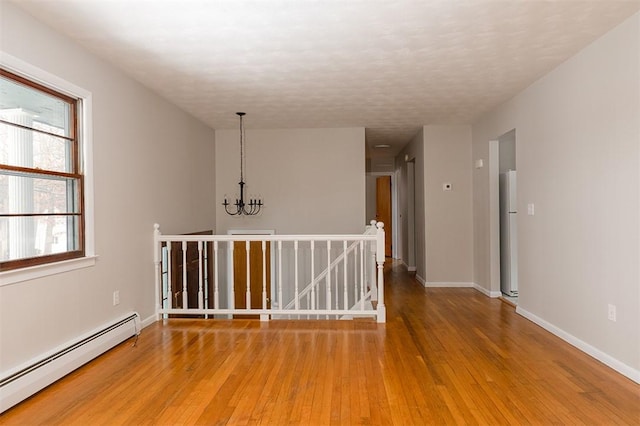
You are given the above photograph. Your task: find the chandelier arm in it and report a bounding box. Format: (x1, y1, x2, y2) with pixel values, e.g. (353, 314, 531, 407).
(251, 201, 262, 215)
(224, 203, 239, 215)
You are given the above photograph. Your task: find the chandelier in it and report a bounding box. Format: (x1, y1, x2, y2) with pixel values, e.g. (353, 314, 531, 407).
(223, 112, 263, 215)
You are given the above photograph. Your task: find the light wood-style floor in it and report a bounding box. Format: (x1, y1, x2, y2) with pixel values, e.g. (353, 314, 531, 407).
(2, 263, 639, 425)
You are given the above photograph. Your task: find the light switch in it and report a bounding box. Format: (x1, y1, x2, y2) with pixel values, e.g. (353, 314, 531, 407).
(475, 159, 484, 169)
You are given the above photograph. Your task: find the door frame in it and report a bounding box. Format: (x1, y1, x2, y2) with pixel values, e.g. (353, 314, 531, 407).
(489, 140, 502, 297)
(490, 130, 518, 299)
(405, 160, 416, 271)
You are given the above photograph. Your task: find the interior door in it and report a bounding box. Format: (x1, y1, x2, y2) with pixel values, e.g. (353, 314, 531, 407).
(376, 175, 392, 257)
(233, 240, 271, 318)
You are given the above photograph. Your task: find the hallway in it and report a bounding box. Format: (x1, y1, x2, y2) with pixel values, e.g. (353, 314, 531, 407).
(2, 263, 638, 425)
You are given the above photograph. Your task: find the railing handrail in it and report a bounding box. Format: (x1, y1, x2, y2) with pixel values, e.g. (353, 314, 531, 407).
(155, 233, 377, 243)
(154, 221, 380, 243)
(153, 221, 386, 323)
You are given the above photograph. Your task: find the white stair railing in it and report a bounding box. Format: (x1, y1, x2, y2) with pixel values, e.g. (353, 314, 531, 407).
(153, 221, 386, 323)
(282, 237, 362, 310)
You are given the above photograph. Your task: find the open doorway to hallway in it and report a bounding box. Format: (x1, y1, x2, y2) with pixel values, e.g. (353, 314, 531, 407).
(493, 129, 519, 305)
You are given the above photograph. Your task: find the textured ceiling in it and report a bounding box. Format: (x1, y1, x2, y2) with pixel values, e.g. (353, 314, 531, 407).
(10, 0, 640, 157)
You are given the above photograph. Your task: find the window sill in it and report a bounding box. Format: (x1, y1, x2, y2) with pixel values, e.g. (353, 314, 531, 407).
(0, 255, 98, 287)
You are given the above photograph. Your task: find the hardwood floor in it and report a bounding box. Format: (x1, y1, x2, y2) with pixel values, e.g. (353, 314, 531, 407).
(1, 263, 638, 425)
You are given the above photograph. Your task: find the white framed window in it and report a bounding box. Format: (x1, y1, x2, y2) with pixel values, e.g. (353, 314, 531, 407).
(0, 53, 95, 285)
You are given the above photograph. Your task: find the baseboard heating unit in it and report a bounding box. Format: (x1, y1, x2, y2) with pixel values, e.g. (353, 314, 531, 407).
(0, 312, 140, 413)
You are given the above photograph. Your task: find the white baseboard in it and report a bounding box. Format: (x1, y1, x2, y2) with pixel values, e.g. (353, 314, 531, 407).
(415, 274, 426, 286)
(421, 281, 502, 298)
(0, 313, 140, 413)
(472, 283, 502, 298)
(425, 281, 474, 288)
(516, 306, 640, 384)
(399, 260, 417, 272)
(141, 313, 158, 328)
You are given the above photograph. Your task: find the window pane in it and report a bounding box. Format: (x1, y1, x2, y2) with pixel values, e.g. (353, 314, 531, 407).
(0, 68, 83, 269)
(0, 122, 73, 173)
(0, 75, 72, 137)
(0, 215, 80, 261)
(0, 173, 79, 214)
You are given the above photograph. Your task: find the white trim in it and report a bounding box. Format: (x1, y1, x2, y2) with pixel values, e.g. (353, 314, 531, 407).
(0, 51, 96, 279)
(516, 306, 640, 384)
(0, 256, 98, 286)
(425, 281, 474, 288)
(0, 53, 91, 99)
(421, 281, 502, 298)
(394, 169, 401, 260)
(472, 282, 502, 298)
(405, 161, 416, 271)
(415, 274, 426, 286)
(141, 314, 157, 329)
(80, 94, 95, 257)
(489, 140, 501, 295)
(399, 260, 417, 272)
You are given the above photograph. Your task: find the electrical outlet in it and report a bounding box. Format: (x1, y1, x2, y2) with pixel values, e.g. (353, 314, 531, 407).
(113, 290, 120, 306)
(607, 304, 616, 322)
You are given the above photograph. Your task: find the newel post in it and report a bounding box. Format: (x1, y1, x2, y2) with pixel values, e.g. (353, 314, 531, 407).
(376, 221, 386, 323)
(153, 223, 162, 321)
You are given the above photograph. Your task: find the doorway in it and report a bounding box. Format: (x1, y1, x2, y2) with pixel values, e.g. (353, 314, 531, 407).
(491, 129, 518, 304)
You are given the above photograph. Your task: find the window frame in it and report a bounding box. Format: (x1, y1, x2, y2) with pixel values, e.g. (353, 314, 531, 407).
(0, 53, 95, 285)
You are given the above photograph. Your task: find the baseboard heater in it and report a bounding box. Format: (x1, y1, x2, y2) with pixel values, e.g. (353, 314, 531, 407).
(0, 312, 140, 413)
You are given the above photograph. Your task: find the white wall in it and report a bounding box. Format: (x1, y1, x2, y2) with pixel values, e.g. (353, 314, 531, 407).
(472, 12, 639, 375)
(424, 125, 473, 284)
(0, 4, 216, 372)
(215, 127, 365, 234)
